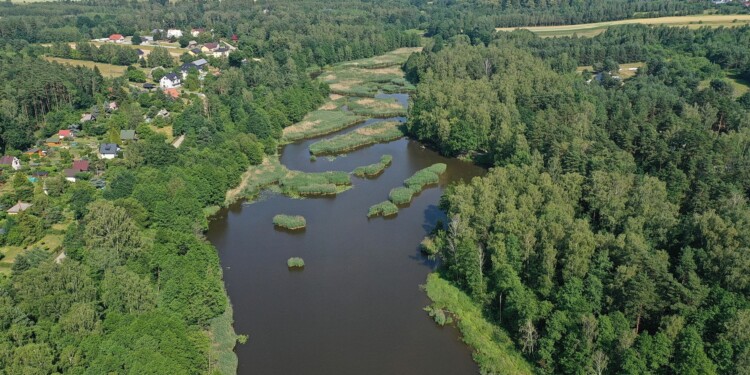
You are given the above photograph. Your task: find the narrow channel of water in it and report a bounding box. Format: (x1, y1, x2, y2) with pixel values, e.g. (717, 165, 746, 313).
(207, 93, 485, 374)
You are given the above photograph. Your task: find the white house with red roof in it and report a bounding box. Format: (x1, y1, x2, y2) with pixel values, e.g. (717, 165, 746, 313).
(109, 34, 125, 43)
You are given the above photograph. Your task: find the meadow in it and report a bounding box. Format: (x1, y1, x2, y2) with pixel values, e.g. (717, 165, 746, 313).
(282, 109, 365, 143)
(497, 15, 750, 37)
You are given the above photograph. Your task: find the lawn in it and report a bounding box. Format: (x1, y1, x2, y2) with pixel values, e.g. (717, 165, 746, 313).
(698, 74, 750, 97)
(497, 15, 750, 38)
(44, 56, 130, 78)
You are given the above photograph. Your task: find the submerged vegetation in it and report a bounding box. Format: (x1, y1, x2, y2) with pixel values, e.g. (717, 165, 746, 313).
(309, 121, 405, 155)
(352, 155, 393, 178)
(287, 257, 306, 268)
(367, 201, 399, 218)
(273, 215, 307, 230)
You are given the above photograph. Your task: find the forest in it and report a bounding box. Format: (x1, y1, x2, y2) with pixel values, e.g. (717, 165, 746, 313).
(409, 24, 750, 374)
(0, 0, 749, 373)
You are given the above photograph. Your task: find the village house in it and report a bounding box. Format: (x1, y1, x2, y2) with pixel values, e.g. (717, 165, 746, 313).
(160, 73, 182, 89)
(80, 113, 96, 123)
(191, 28, 205, 37)
(7, 202, 32, 215)
(212, 47, 230, 58)
(120, 130, 137, 143)
(45, 135, 61, 147)
(0, 155, 21, 170)
(189, 48, 203, 56)
(167, 29, 183, 38)
(24, 148, 45, 158)
(201, 42, 219, 53)
(143, 82, 155, 90)
(163, 88, 180, 99)
(58, 129, 73, 140)
(109, 34, 125, 43)
(65, 159, 90, 182)
(98, 144, 119, 159)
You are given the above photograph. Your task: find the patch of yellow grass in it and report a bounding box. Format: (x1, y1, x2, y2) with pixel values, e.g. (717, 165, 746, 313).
(44, 56, 130, 77)
(497, 15, 750, 38)
(150, 125, 175, 143)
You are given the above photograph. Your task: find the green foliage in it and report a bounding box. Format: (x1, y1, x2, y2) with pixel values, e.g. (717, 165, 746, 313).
(287, 257, 305, 268)
(308, 121, 405, 155)
(403, 163, 446, 191)
(424, 273, 533, 374)
(367, 201, 398, 218)
(273, 214, 307, 230)
(279, 171, 351, 197)
(388, 186, 414, 205)
(282, 110, 366, 143)
(352, 154, 392, 177)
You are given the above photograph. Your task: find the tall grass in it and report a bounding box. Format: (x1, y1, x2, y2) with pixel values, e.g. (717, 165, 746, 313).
(385, 163, 448, 206)
(367, 201, 399, 218)
(347, 97, 407, 117)
(388, 186, 414, 205)
(273, 215, 307, 230)
(208, 304, 239, 374)
(282, 110, 366, 142)
(279, 171, 351, 197)
(309, 121, 405, 155)
(424, 273, 533, 375)
(287, 257, 305, 268)
(353, 155, 392, 177)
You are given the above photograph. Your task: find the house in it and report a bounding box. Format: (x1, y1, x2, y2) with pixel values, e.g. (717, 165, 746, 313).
(58, 129, 73, 140)
(191, 28, 205, 37)
(136, 49, 145, 57)
(45, 135, 61, 147)
(72, 160, 90, 172)
(163, 88, 180, 99)
(231, 34, 239, 42)
(109, 34, 125, 43)
(7, 202, 32, 215)
(120, 129, 137, 142)
(64, 169, 79, 182)
(24, 148, 45, 158)
(212, 47, 230, 58)
(201, 42, 219, 52)
(193, 58, 208, 69)
(189, 48, 202, 56)
(167, 29, 183, 38)
(98, 144, 119, 159)
(156, 109, 170, 118)
(81, 113, 96, 123)
(160, 73, 182, 89)
(143, 83, 155, 90)
(187, 40, 198, 48)
(0, 155, 21, 170)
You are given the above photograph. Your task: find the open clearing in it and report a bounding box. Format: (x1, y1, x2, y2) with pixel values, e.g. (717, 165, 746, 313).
(577, 62, 645, 79)
(497, 15, 750, 37)
(44, 56, 131, 77)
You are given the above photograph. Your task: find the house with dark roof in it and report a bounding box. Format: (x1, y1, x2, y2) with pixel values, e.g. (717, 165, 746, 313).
(193, 58, 208, 68)
(0, 155, 21, 170)
(98, 144, 119, 159)
(143, 82, 155, 90)
(201, 42, 219, 52)
(212, 47, 230, 58)
(189, 48, 203, 56)
(160, 73, 181, 89)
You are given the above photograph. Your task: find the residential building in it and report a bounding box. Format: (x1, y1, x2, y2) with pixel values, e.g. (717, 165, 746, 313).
(191, 28, 205, 37)
(167, 29, 183, 38)
(160, 73, 182, 88)
(0, 155, 21, 170)
(109, 34, 125, 43)
(7, 202, 32, 215)
(120, 129, 137, 143)
(98, 144, 119, 159)
(58, 129, 73, 140)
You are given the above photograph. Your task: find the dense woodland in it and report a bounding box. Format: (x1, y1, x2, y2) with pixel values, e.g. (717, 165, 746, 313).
(0, 0, 749, 373)
(408, 25, 750, 374)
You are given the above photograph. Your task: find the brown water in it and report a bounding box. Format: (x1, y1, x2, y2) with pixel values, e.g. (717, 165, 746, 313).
(207, 96, 485, 374)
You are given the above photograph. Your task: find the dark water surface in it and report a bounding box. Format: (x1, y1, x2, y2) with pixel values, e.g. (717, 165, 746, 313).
(207, 99, 485, 374)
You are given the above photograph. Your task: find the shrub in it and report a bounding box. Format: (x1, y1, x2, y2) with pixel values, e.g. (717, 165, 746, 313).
(367, 201, 399, 218)
(273, 215, 306, 230)
(287, 257, 305, 268)
(389, 186, 414, 205)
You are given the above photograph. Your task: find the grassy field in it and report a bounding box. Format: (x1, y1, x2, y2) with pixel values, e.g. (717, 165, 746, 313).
(698, 74, 750, 97)
(497, 15, 750, 37)
(282, 108, 366, 143)
(424, 273, 533, 375)
(308, 121, 406, 155)
(346, 96, 407, 117)
(577, 62, 645, 79)
(320, 48, 420, 96)
(88, 42, 188, 58)
(44, 56, 131, 77)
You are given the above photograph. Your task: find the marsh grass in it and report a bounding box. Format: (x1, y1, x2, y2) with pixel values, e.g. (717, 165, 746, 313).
(308, 121, 405, 155)
(208, 305, 240, 375)
(388, 186, 414, 205)
(235, 157, 352, 201)
(367, 201, 399, 218)
(279, 171, 351, 197)
(346, 96, 407, 117)
(424, 273, 533, 375)
(404, 163, 446, 191)
(353, 155, 392, 177)
(282, 110, 366, 142)
(287, 257, 305, 268)
(273, 214, 307, 230)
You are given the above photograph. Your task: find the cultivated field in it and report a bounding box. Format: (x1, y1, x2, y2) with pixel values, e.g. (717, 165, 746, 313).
(497, 15, 750, 37)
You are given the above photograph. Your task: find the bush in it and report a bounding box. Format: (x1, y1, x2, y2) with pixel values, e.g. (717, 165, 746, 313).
(353, 154, 392, 177)
(287, 257, 305, 268)
(389, 186, 414, 205)
(367, 201, 399, 218)
(273, 214, 306, 230)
